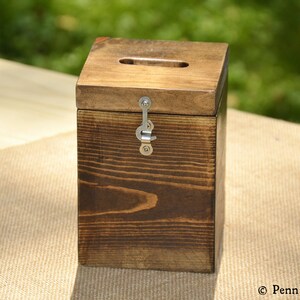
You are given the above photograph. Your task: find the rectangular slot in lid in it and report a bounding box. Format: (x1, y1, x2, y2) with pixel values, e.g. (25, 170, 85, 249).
(119, 57, 189, 68)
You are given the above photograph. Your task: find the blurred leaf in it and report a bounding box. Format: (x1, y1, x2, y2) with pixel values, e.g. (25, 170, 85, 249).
(0, 0, 299, 122)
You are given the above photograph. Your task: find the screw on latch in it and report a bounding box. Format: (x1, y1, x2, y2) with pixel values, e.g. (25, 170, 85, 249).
(135, 97, 156, 156)
(141, 97, 150, 107)
(140, 144, 152, 156)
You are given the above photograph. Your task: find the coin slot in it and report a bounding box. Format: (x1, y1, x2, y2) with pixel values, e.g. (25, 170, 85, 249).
(119, 57, 189, 68)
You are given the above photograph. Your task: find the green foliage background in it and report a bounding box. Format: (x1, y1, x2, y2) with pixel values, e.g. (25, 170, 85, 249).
(0, 0, 299, 122)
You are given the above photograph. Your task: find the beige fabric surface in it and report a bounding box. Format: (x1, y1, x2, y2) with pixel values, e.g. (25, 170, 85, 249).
(1, 109, 300, 300)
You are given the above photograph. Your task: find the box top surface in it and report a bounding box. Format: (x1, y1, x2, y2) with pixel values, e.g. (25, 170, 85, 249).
(77, 37, 228, 115)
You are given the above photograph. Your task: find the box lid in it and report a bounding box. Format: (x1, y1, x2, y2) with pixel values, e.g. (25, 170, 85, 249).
(76, 37, 228, 115)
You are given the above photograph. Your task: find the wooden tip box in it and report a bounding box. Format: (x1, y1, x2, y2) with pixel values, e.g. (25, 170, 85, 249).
(76, 37, 228, 272)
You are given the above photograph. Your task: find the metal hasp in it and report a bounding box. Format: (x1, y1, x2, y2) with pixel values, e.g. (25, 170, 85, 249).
(135, 96, 157, 156)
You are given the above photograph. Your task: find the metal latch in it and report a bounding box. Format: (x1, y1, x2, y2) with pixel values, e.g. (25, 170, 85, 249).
(135, 96, 156, 156)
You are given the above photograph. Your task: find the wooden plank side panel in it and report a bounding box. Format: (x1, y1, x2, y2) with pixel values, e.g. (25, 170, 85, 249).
(214, 76, 227, 271)
(78, 110, 216, 272)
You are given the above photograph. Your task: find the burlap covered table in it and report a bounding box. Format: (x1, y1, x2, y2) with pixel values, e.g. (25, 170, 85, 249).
(0, 109, 299, 300)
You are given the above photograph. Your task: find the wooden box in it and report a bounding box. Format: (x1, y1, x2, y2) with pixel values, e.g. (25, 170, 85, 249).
(76, 37, 228, 273)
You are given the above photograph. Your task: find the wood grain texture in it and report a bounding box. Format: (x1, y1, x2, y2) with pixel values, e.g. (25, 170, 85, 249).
(78, 111, 219, 272)
(76, 38, 228, 115)
(214, 76, 227, 271)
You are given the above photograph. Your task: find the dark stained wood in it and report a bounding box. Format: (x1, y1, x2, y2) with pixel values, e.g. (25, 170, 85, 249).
(77, 37, 228, 273)
(78, 111, 218, 272)
(76, 37, 228, 115)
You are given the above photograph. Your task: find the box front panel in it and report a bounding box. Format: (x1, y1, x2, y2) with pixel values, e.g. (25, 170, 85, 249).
(78, 110, 216, 272)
